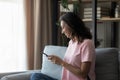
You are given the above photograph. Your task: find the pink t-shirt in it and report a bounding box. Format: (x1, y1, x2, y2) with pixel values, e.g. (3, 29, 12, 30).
(61, 39, 96, 80)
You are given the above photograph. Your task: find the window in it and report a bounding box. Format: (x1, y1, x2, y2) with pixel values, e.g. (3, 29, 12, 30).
(0, 0, 27, 72)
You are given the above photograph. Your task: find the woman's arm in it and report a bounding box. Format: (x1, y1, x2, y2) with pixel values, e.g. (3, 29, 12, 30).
(48, 55, 91, 79)
(62, 61, 91, 78)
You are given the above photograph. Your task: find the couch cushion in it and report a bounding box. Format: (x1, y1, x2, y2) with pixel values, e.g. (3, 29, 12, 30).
(95, 48, 119, 80)
(41, 45, 67, 80)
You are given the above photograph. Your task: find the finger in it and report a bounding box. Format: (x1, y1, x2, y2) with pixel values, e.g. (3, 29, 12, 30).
(53, 60, 56, 64)
(48, 57, 52, 60)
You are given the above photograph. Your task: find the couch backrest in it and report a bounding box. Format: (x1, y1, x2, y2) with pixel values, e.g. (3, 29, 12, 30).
(41, 45, 119, 80)
(95, 48, 119, 80)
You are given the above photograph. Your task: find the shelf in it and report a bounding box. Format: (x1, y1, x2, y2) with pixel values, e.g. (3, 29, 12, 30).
(81, 0, 119, 3)
(83, 17, 120, 22)
(59, 0, 119, 5)
(59, 0, 119, 4)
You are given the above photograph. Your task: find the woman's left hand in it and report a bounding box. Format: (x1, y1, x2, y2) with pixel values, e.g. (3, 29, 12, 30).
(48, 55, 63, 65)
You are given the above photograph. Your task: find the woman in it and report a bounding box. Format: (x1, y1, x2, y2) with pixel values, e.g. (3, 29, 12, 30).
(31, 12, 95, 80)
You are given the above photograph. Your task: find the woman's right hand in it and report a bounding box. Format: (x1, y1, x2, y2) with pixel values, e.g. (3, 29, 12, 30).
(48, 55, 64, 66)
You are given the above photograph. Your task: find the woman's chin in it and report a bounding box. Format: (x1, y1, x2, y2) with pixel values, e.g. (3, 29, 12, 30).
(66, 35, 71, 39)
(65, 34, 71, 38)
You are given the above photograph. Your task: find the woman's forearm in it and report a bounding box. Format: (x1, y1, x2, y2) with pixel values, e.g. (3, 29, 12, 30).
(61, 61, 90, 78)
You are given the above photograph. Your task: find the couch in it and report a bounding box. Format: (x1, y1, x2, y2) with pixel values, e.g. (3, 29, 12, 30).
(0, 45, 119, 80)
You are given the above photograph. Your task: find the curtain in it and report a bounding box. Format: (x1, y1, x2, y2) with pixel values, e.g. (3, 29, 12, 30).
(0, 0, 27, 72)
(25, 0, 53, 70)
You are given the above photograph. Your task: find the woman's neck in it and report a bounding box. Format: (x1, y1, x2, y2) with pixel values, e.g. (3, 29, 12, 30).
(72, 37, 78, 42)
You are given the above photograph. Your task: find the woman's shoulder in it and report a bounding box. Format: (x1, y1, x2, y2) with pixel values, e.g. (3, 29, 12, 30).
(83, 39, 93, 43)
(82, 39, 94, 45)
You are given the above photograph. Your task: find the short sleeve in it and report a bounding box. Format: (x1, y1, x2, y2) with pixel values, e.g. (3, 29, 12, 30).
(81, 40, 95, 62)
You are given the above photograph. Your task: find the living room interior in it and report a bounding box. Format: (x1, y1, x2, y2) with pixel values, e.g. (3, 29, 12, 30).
(0, 0, 120, 80)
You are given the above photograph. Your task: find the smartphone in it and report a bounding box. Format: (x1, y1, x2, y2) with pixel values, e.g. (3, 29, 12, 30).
(42, 52, 48, 57)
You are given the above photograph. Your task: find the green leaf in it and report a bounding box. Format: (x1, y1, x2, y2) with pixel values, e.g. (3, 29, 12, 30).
(61, 0, 69, 10)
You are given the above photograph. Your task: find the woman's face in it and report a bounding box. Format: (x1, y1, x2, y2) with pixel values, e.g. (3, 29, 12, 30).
(60, 20, 72, 38)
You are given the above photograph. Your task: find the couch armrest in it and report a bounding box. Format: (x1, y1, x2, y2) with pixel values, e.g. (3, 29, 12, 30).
(0, 71, 26, 79)
(0, 70, 41, 80)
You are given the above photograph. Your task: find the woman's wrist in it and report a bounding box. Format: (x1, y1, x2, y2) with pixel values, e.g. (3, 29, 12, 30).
(61, 61, 67, 67)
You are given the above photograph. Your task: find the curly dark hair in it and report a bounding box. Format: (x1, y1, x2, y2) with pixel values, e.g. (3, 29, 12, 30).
(59, 12, 92, 42)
